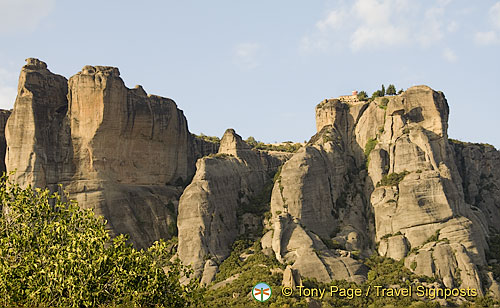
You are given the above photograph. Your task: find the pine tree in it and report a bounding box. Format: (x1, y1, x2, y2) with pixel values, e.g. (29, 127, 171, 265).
(386, 84, 396, 95)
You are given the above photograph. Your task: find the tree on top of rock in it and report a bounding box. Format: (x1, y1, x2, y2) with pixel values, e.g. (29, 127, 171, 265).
(386, 84, 396, 95)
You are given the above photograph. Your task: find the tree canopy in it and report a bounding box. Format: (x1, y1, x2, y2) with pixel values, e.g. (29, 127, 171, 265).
(0, 175, 200, 308)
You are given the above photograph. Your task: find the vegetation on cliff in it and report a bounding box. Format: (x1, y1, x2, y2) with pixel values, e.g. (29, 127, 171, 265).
(0, 175, 200, 308)
(245, 136, 303, 153)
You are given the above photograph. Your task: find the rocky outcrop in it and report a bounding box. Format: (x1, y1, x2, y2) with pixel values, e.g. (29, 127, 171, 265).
(177, 129, 284, 283)
(362, 87, 489, 294)
(0, 110, 11, 174)
(451, 141, 500, 234)
(5, 58, 70, 188)
(4, 58, 499, 297)
(5, 58, 212, 248)
(266, 86, 499, 295)
(268, 99, 371, 284)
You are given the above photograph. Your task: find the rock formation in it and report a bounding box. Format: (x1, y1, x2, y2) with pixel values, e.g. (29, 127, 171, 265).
(4, 58, 218, 248)
(3, 58, 500, 298)
(177, 129, 284, 284)
(0, 110, 11, 174)
(278, 85, 496, 294)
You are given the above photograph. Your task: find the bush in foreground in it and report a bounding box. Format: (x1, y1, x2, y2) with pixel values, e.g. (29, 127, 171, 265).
(0, 175, 200, 308)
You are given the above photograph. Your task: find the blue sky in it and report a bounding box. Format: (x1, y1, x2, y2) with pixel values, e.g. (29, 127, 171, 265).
(0, 0, 499, 148)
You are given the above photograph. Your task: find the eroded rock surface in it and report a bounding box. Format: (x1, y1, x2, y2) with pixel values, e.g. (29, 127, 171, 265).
(4, 59, 500, 296)
(5, 58, 217, 248)
(0, 110, 11, 174)
(267, 86, 499, 294)
(177, 129, 284, 283)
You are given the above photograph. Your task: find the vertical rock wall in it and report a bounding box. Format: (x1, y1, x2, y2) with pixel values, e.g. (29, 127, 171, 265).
(4, 58, 216, 248)
(269, 85, 497, 294)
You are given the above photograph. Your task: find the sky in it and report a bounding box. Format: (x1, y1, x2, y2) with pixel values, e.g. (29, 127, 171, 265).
(0, 0, 499, 148)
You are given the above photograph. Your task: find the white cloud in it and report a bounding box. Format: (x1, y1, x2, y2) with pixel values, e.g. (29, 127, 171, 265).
(442, 48, 458, 62)
(349, 0, 411, 50)
(473, 2, 500, 46)
(0, 68, 17, 110)
(233, 43, 261, 70)
(490, 2, 500, 29)
(475, 31, 499, 45)
(301, 0, 456, 52)
(350, 25, 407, 51)
(0, 0, 55, 34)
(447, 21, 459, 33)
(316, 9, 346, 31)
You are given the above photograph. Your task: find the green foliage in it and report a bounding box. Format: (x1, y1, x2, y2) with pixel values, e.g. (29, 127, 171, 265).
(423, 229, 441, 245)
(357, 91, 369, 101)
(195, 133, 220, 144)
(0, 175, 200, 308)
(379, 97, 389, 110)
(245, 137, 303, 153)
(387, 84, 397, 95)
(364, 138, 378, 158)
(371, 90, 383, 99)
(398, 88, 404, 94)
(372, 84, 386, 99)
(237, 179, 273, 222)
(207, 153, 233, 159)
(245, 136, 258, 147)
(205, 240, 286, 307)
(377, 171, 410, 187)
(449, 138, 496, 150)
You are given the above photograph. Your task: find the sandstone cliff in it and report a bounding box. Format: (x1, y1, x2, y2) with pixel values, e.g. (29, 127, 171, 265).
(177, 129, 285, 284)
(5, 58, 217, 248)
(279, 86, 497, 295)
(0, 110, 11, 174)
(4, 58, 500, 298)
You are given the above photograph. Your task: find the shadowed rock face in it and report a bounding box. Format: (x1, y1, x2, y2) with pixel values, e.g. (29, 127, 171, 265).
(0, 110, 12, 174)
(4, 58, 217, 248)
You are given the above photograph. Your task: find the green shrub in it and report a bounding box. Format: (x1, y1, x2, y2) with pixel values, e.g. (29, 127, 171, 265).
(245, 137, 303, 153)
(379, 97, 389, 110)
(386, 84, 397, 95)
(195, 133, 220, 144)
(357, 91, 368, 101)
(377, 171, 409, 187)
(0, 175, 200, 308)
(364, 138, 378, 158)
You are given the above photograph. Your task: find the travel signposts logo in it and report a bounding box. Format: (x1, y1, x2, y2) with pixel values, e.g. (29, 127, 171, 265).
(252, 282, 272, 302)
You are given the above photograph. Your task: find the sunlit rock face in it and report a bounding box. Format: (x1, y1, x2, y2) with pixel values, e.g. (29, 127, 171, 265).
(268, 86, 498, 296)
(4, 59, 500, 297)
(5, 58, 217, 248)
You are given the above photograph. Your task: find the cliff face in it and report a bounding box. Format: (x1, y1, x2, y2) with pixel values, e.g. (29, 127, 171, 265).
(5, 58, 70, 188)
(3, 58, 500, 297)
(177, 129, 285, 284)
(294, 86, 497, 294)
(4, 58, 217, 248)
(0, 110, 11, 174)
